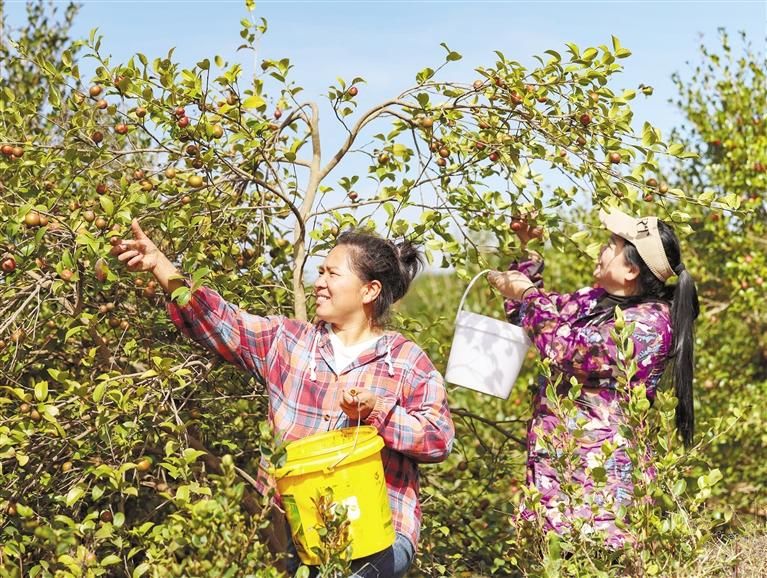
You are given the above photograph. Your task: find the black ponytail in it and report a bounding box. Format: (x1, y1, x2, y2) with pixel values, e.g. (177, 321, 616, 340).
(669, 268, 699, 447)
(336, 231, 424, 327)
(622, 221, 699, 447)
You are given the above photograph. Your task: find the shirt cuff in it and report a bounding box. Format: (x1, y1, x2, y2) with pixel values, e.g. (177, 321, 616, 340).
(364, 395, 397, 431)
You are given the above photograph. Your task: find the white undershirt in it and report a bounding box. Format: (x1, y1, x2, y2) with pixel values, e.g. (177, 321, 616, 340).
(327, 326, 381, 373)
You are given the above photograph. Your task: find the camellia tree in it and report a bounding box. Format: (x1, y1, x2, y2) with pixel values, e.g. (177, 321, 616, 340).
(0, 1, 729, 576)
(667, 29, 767, 521)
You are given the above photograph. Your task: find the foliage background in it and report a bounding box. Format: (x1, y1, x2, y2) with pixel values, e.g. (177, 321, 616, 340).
(1, 2, 765, 576)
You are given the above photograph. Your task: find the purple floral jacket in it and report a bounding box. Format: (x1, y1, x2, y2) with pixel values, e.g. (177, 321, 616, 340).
(506, 256, 673, 546)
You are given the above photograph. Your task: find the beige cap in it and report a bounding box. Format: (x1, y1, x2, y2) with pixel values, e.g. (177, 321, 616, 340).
(599, 208, 675, 282)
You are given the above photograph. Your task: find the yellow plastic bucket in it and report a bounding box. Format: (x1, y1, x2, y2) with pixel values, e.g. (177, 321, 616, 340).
(274, 425, 395, 565)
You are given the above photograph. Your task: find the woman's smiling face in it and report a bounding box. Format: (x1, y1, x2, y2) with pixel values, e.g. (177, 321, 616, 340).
(313, 245, 369, 324)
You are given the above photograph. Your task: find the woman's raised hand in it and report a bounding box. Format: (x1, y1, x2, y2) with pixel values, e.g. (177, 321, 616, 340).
(488, 270, 535, 301)
(111, 219, 183, 295)
(111, 220, 162, 273)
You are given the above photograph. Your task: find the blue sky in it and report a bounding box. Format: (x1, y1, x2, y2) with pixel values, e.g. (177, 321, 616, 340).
(6, 0, 765, 140)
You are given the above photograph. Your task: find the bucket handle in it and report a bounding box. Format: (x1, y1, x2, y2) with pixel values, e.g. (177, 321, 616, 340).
(454, 269, 493, 324)
(326, 406, 364, 473)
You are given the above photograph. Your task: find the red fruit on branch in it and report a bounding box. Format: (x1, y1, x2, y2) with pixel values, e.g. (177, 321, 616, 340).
(1, 256, 16, 273)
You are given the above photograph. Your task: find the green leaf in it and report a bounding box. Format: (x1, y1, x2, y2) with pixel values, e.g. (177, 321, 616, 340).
(34, 381, 48, 402)
(99, 195, 114, 216)
(171, 286, 192, 307)
(100, 555, 122, 566)
(416, 67, 435, 84)
(65, 486, 85, 507)
(672, 479, 687, 497)
(439, 42, 462, 62)
(16, 503, 34, 518)
(182, 448, 206, 464)
(668, 143, 685, 156)
(192, 267, 211, 286)
(241, 95, 266, 110)
(93, 381, 107, 403)
(582, 47, 598, 61)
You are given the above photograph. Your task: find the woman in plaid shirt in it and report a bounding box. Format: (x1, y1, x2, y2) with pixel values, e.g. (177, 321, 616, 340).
(113, 220, 455, 577)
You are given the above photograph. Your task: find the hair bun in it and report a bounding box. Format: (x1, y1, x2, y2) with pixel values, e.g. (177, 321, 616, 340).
(393, 239, 424, 286)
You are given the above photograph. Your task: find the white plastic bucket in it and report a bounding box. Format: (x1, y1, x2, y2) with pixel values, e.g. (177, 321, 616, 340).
(445, 270, 531, 399)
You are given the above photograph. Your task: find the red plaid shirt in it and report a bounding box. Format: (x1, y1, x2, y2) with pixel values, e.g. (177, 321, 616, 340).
(167, 286, 454, 550)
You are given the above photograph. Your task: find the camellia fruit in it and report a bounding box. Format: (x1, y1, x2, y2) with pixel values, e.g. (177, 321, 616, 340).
(609, 152, 622, 164)
(89, 85, 103, 98)
(115, 123, 128, 135)
(91, 131, 104, 144)
(135, 457, 152, 472)
(187, 175, 204, 188)
(1, 256, 16, 273)
(579, 113, 591, 126)
(347, 86, 358, 97)
(24, 211, 41, 227)
(60, 269, 74, 282)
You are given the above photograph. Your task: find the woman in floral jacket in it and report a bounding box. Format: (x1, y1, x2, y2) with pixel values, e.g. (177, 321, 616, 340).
(488, 208, 699, 547)
(112, 220, 454, 577)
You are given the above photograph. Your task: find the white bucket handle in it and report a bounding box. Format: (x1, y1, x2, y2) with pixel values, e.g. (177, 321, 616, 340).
(455, 269, 493, 323)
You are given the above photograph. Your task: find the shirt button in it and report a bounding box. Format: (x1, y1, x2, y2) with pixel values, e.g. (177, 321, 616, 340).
(323, 414, 331, 421)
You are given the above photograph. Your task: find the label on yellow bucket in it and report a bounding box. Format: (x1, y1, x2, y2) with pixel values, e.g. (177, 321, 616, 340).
(337, 496, 361, 521)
